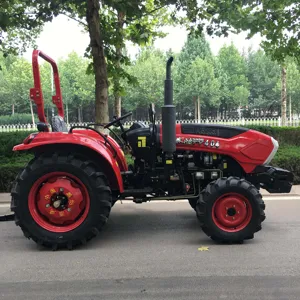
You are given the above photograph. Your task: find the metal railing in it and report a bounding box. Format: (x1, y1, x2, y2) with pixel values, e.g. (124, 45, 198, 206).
(0, 117, 299, 132)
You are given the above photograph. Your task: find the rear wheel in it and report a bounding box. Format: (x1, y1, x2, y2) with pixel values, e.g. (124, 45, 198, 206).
(11, 152, 112, 250)
(196, 177, 265, 243)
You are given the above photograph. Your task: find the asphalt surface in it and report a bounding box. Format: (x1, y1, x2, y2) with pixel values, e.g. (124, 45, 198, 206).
(0, 199, 300, 299)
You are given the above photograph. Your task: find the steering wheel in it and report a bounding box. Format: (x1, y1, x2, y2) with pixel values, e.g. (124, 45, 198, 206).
(104, 112, 132, 129)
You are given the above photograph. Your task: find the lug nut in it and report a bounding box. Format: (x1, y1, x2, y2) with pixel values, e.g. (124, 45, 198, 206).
(67, 208, 71, 212)
(46, 204, 50, 208)
(59, 188, 64, 192)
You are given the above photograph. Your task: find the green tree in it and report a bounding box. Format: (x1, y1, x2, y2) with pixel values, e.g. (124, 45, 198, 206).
(184, 57, 221, 120)
(246, 49, 281, 117)
(174, 34, 213, 117)
(217, 44, 249, 117)
(0, 56, 54, 123)
(203, 1, 299, 124)
(275, 58, 300, 117)
(287, 60, 300, 116)
(201, 1, 300, 63)
(232, 86, 250, 116)
(122, 48, 166, 119)
(59, 52, 94, 123)
(2, 0, 299, 126)
(0, 58, 33, 117)
(0, 0, 43, 56)
(99, 0, 174, 117)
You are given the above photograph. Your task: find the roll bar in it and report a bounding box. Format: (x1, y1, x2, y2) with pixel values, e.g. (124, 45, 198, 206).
(29, 50, 64, 125)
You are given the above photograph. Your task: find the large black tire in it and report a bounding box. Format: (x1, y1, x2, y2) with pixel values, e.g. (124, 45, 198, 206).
(11, 152, 112, 250)
(196, 177, 265, 243)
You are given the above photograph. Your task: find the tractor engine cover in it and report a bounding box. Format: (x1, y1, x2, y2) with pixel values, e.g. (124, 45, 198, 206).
(157, 123, 279, 173)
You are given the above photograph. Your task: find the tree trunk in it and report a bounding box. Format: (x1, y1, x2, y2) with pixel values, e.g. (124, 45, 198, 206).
(289, 94, 292, 124)
(12, 103, 14, 115)
(29, 100, 35, 125)
(86, 0, 109, 128)
(281, 66, 287, 126)
(113, 11, 125, 118)
(78, 107, 81, 123)
(194, 97, 197, 120)
(114, 95, 121, 118)
(197, 96, 201, 122)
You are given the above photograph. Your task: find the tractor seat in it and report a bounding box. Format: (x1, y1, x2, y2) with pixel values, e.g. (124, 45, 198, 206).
(51, 115, 68, 132)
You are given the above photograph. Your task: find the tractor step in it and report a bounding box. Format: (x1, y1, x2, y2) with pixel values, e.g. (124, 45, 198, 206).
(122, 188, 153, 197)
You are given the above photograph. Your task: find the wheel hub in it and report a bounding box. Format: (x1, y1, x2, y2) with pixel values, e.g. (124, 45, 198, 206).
(227, 207, 236, 217)
(51, 190, 69, 210)
(212, 193, 252, 232)
(36, 176, 86, 226)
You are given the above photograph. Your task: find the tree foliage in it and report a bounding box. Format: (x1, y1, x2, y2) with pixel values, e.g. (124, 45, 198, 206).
(198, 0, 300, 63)
(122, 48, 166, 117)
(1, 0, 299, 124)
(217, 44, 249, 115)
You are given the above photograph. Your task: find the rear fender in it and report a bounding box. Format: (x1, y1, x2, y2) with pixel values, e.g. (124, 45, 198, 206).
(13, 132, 124, 192)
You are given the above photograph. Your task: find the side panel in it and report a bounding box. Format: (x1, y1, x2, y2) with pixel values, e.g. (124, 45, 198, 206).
(13, 132, 125, 192)
(158, 124, 275, 173)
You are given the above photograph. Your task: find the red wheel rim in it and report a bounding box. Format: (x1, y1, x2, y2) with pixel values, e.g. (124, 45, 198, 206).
(212, 193, 252, 232)
(28, 172, 90, 233)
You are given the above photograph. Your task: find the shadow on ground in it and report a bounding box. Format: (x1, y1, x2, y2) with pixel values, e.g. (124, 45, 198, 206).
(1, 202, 253, 252)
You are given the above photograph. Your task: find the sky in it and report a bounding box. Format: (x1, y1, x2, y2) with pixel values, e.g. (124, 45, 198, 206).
(23, 15, 263, 62)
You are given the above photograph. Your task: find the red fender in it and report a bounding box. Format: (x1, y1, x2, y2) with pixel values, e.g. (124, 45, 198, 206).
(14, 132, 125, 192)
(70, 129, 128, 172)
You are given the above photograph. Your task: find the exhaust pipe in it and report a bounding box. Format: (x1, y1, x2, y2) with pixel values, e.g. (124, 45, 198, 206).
(162, 57, 176, 155)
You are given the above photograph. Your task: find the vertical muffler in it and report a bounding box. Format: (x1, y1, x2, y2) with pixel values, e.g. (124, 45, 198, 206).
(162, 57, 176, 155)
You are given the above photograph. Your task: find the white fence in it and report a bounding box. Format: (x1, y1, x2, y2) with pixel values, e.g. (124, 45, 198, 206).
(1, 117, 300, 132)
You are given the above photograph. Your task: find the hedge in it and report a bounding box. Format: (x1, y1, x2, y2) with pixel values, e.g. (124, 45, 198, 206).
(244, 125, 300, 146)
(271, 146, 300, 184)
(0, 114, 38, 125)
(0, 127, 300, 192)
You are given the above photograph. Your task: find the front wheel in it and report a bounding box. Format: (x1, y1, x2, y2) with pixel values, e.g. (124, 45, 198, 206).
(11, 152, 112, 250)
(196, 177, 265, 243)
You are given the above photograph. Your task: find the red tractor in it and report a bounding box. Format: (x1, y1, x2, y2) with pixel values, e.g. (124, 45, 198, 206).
(11, 50, 293, 250)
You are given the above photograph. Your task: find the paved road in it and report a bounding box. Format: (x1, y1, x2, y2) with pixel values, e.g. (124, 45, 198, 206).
(0, 199, 300, 299)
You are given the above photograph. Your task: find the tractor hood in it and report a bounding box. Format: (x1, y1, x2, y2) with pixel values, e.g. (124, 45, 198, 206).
(156, 123, 279, 173)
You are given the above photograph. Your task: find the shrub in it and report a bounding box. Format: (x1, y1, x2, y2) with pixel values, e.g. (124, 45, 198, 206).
(0, 113, 38, 125)
(0, 131, 34, 159)
(245, 125, 300, 146)
(0, 163, 27, 192)
(271, 146, 300, 184)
